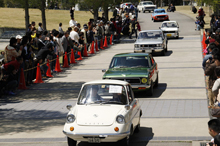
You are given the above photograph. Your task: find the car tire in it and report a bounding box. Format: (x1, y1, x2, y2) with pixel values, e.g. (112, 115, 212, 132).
(67, 137, 77, 146)
(134, 117, 140, 133)
(165, 44, 168, 52)
(147, 81, 153, 96)
(176, 33, 179, 39)
(161, 49, 165, 56)
(154, 73, 159, 87)
(142, 9, 145, 13)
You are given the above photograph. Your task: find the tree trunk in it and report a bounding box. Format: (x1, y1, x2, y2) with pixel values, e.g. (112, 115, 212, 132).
(41, 0, 47, 30)
(103, 5, 109, 21)
(93, 8, 98, 22)
(24, 0, 29, 31)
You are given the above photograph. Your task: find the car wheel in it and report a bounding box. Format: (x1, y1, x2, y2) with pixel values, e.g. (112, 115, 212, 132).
(176, 33, 179, 39)
(67, 137, 77, 146)
(142, 9, 145, 13)
(161, 49, 165, 56)
(134, 117, 140, 133)
(165, 44, 168, 52)
(154, 73, 159, 87)
(147, 81, 153, 96)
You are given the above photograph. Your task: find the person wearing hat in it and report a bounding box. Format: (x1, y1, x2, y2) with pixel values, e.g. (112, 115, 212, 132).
(129, 16, 138, 39)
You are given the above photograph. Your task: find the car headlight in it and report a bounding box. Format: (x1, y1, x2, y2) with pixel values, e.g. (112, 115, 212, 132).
(116, 115, 125, 124)
(66, 114, 75, 123)
(157, 44, 162, 47)
(141, 78, 148, 83)
(155, 16, 157, 18)
(134, 44, 139, 48)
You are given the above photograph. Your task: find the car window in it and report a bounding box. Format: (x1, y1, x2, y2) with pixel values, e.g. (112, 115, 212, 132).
(110, 56, 150, 68)
(162, 22, 177, 28)
(78, 84, 127, 105)
(143, 2, 153, 5)
(155, 10, 165, 13)
(127, 85, 134, 103)
(138, 31, 162, 39)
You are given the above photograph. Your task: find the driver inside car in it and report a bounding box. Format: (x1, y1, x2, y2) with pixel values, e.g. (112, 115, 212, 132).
(83, 85, 103, 103)
(111, 93, 127, 104)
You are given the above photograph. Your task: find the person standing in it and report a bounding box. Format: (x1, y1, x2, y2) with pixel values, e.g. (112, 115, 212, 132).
(70, 6, 74, 19)
(70, 27, 80, 43)
(62, 31, 73, 65)
(69, 18, 77, 28)
(38, 23, 44, 32)
(59, 23, 64, 35)
(129, 16, 138, 39)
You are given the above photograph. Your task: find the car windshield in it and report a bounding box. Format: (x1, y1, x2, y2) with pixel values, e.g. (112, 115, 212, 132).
(78, 84, 127, 105)
(110, 56, 149, 68)
(154, 10, 165, 13)
(138, 31, 162, 39)
(162, 22, 177, 28)
(143, 2, 153, 5)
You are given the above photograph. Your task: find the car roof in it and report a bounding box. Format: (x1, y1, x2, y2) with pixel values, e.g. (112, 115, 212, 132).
(84, 80, 129, 86)
(139, 30, 162, 33)
(114, 53, 150, 57)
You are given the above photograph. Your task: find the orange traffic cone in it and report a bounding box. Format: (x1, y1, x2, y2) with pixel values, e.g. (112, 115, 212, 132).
(77, 51, 83, 61)
(18, 68, 28, 89)
(55, 55, 62, 72)
(103, 36, 108, 48)
(95, 40, 99, 52)
(70, 49, 77, 64)
(110, 35, 113, 45)
(46, 59, 53, 77)
(83, 45, 89, 57)
(89, 41, 95, 54)
(63, 52, 70, 68)
(100, 38, 104, 50)
(34, 63, 44, 83)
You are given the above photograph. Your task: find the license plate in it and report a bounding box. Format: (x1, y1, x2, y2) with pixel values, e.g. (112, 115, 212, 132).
(88, 137, 100, 143)
(167, 34, 172, 37)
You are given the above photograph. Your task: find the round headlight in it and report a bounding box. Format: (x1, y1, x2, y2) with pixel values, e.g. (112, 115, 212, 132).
(134, 44, 139, 48)
(116, 115, 125, 124)
(66, 114, 75, 123)
(142, 78, 147, 83)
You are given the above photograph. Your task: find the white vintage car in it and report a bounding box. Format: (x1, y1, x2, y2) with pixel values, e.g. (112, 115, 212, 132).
(63, 80, 142, 146)
(159, 21, 179, 39)
(137, 1, 157, 13)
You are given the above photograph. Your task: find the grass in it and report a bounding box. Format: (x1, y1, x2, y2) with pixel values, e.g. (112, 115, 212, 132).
(0, 8, 113, 31)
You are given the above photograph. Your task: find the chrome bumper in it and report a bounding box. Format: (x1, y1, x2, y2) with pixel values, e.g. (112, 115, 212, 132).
(131, 84, 151, 89)
(164, 33, 178, 38)
(134, 47, 164, 53)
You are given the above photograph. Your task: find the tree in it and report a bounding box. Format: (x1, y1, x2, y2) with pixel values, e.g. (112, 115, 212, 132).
(196, 0, 220, 14)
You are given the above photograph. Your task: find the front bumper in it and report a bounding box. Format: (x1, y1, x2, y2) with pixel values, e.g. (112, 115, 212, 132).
(164, 32, 178, 38)
(134, 47, 164, 53)
(154, 17, 169, 21)
(63, 130, 130, 142)
(131, 84, 151, 89)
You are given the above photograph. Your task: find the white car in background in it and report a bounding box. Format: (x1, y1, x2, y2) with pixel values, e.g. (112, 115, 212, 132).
(159, 21, 179, 39)
(63, 80, 142, 146)
(137, 1, 157, 13)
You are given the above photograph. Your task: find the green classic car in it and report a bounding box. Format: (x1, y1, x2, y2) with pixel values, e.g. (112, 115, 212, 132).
(102, 53, 158, 96)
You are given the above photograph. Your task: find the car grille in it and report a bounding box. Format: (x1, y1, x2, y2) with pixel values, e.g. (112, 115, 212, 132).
(157, 16, 166, 18)
(109, 78, 141, 84)
(140, 44, 157, 47)
(145, 7, 155, 9)
(164, 31, 176, 33)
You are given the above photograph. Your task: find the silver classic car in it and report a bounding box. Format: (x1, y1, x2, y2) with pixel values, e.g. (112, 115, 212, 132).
(134, 30, 168, 56)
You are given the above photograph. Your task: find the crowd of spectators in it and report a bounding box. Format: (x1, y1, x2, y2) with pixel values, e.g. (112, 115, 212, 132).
(0, 5, 141, 97)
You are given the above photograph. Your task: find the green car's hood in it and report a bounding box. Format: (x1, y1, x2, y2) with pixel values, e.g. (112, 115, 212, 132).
(103, 68, 149, 78)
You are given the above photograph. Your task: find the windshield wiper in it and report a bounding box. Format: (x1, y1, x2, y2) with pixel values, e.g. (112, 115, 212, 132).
(103, 101, 124, 104)
(131, 65, 146, 68)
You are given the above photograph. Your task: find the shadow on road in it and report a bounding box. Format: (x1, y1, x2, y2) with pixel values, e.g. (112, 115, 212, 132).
(153, 50, 173, 57)
(77, 127, 154, 146)
(135, 83, 167, 98)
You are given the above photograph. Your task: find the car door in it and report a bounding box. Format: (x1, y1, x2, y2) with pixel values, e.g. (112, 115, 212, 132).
(149, 55, 157, 83)
(126, 84, 139, 127)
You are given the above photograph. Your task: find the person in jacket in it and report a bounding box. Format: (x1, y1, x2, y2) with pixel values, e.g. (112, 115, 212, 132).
(62, 31, 73, 65)
(4, 37, 22, 63)
(205, 57, 217, 106)
(96, 22, 102, 49)
(36, 31, 45, 51)
(87, 25, 95, 51)
(129, 16, 138, 39)
(36, 43, 54, 77)
(59, 23, 64, 35)
(38, 23, 44, 32)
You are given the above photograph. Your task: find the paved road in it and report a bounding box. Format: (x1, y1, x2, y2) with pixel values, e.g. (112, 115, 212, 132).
(0, 12, 211, 145)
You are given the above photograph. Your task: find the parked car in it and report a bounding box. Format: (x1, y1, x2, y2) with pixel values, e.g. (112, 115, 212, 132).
(137, 1, 157, 13)
(102, 53, 158, 96)
(134, 30, 168, 55)
(151, 9, 169, 22)
(63, 80, 142, 146)
(160, 21, 179, 39)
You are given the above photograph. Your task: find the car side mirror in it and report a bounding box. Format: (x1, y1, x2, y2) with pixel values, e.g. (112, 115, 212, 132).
(102, 69, 106, 73)
(66, 104, 72, 110)
(125, 105, 130, 110)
